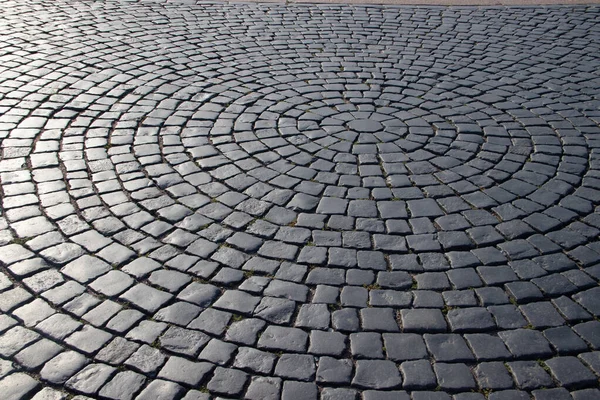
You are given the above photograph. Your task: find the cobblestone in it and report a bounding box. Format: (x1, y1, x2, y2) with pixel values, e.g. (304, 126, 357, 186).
(0, 1, 599, 399)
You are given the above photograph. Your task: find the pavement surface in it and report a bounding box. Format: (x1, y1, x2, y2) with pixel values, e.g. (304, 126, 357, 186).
(238, 0, 600, 5)
(1, 0, 600, 399)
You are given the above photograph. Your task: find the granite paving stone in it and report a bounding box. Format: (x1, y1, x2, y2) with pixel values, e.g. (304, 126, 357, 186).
(544, 356, 598, 389)
(119, 284, 173, 314)
(134, 379, 184, 400)
(352, 360, 403, 389)
(65, 363, 116, 395)
(350, 332, 384, 359)
(474, 362, 515, 390)
(401, 309, 448, 333)
(207, 367, 248, 396)
(383, 333, 429, 361)
(308, 330, 346, 356)
(197, 338, 236, 365)
(571, 389, 600, 400)
(316, 356, 353, 384)
(157, 357, 213, 386)
(14, 338, 63, 370)
(281, 380, 318, 400)
(0, 373, 39, 399)
(424, 334, 476, 362)
(464, 333, 512, 361)
(434, 363, 477, 392)
(498, 329, 554, 359)
(257, 326, 308, 352)
(543, 326, 589, 355)
(531, 388, 573, 400)
(245, 376, 282, 400)
(99, 371, 146, 400)
(39, 351, 89, 384)
(124, 345, 167, 375)
(447, 307, 496, 332)
(400, 359, 437, 390)
(507, 361, 555, 390)
(275, 353, 316, 381)
(95, 337, 140, 365)
(579, 352, 600, 375)
(488, 390, 531, 400)
(1, 2, 599, 399)
(233, 347, 277, 374)
(573, 321, 600, 349)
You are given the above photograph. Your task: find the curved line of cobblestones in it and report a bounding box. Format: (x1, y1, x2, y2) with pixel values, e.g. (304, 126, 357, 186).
(0, 1, 599, 400)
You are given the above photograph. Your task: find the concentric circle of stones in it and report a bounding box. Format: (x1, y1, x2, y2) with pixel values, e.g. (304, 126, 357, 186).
(1, 1, 600, 399)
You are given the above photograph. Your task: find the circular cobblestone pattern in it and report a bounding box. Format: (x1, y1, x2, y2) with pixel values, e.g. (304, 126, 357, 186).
(1, 1, 600, 399)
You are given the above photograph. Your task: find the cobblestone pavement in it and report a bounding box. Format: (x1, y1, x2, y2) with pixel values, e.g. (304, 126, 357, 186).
(0, 1, 600, 399)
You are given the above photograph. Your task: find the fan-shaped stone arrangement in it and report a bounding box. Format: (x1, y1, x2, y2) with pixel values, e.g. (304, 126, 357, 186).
(0, 1, 599, 399)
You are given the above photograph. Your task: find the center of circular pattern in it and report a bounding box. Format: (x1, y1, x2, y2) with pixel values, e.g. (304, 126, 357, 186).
(347, 119, 384, 133)
(295, 108, 409, 147)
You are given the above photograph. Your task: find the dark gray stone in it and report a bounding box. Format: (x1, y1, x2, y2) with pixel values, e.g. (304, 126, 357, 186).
(544, 356, 598, 389)
(206, 367, 248, 397)
(401, 359, 436, 389)
(135, 379, 184, 400)
(274, 354, 315, 381)
(424, 334, 475, 362)
(281, 381, 317, 400)
(434, 362, 477, 391)
(507, 361, 554, 390)
(498, 329, 553, 359)
(234, 347, 276, 374)
(350, 332, 383, 359)
(352, 360, 402, 389)
(474, 361, 515, 390)
(258, 326, 308, 352)
(401, 309, 447, 333)
(246, 376, 282, 400)
(383, 333, 428, 361)
(316, 356, 353, 384)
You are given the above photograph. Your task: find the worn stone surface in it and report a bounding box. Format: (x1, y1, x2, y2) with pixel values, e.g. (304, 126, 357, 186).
(0, 2, 599, 399)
